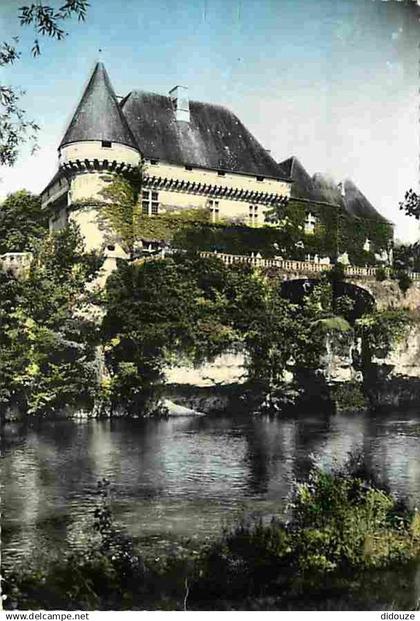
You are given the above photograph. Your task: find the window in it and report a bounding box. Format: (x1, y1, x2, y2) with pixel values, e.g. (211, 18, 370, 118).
(185, 165, 192, 171)
(304, 212, 317, 235)
(150, 159, 158, 165)
(208, 199, 220, 223)
(101, 140, 112, 148)
(218, 171, 226, 177)
(256, 176, 264, 182)
(248, 205, 259, 227)
(142, 190, 159, 216)
(363, 238, 371, 252)
(107, 244, 115, 251)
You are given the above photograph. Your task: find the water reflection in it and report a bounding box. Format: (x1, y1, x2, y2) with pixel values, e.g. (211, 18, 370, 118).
(2, 409, 420, 568)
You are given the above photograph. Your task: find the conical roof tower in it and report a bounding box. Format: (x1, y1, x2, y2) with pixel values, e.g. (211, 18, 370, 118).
(60, 62, 138, 150)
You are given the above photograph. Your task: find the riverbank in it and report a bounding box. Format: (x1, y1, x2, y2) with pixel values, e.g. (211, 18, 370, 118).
(4, 373, 420, 422)
(4, 462, 420, 611)
(2, 246, 418, 422)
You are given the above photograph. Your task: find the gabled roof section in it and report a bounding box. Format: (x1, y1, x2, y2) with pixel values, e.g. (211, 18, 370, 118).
(278, 156, 391, 223)
(121, 91, 283, 178)
(60, 62, 137, 150)
(278, 156, 328, 202)
(311, 172, 344, 206)
(343, 179, 390, 224)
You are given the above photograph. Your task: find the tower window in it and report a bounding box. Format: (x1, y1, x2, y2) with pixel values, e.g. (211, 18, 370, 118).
(142, 190, 159, 216)
(208, 199, 220, 223)
(248, 205, 259, 227)
(101, 140, 112, 148)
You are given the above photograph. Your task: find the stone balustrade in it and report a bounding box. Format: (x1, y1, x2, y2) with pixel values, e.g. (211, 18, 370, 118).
(199, 251, 420, 281)
(0, 252, 33, 274)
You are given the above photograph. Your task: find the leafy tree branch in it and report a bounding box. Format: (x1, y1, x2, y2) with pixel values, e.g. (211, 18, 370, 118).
(1, 1, 89, 165)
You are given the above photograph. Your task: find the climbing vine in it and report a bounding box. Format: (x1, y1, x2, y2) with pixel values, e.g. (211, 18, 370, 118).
(71, 172, 393, 267)
(355, 309, 411, 361)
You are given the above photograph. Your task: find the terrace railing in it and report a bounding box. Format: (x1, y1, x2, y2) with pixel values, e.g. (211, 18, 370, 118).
(199, 251, 420, 281)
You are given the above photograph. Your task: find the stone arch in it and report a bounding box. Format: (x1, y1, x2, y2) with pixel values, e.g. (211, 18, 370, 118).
(280, 277, 375, 321)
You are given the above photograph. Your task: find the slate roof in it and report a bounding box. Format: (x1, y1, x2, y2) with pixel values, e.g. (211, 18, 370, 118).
(120, 91, 283, 178)
(60, 62, 137, 150)
(56, 63, 390, 224)
(343, 179, 389, 223)
(278, 155, 390, 223)
(311, 172, 344, 206)
(278, 156, 322, 201)
(60, 63, 285, 179)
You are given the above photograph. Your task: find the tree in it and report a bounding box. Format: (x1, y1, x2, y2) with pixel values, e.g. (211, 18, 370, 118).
(393, 241, 420, 273)
(0, 222, 104, 417)
(1, 1, 89, 165)
(0, 190, 48, 253)
(0, 270, 27, 409)
(101, 253, 269, 414)
(399, 188, 420, 220)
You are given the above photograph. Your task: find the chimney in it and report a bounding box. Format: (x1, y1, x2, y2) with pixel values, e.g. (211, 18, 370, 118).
(169, 85, 190, 122)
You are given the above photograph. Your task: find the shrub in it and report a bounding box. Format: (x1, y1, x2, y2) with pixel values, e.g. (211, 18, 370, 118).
(355, 309, 411, 360)
(290, 465, 418, 573)
(330, 381, 368, 414)
(375, 267, 387, 282)
(326, 262, 346, 284)
(190, 463, 420, 607)
(396, 271, 412, 294)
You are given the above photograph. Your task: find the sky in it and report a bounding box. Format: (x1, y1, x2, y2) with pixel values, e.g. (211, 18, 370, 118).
(1, 0, 420, 241)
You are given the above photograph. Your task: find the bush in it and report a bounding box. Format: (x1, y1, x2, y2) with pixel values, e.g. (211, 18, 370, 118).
(375, 267, 387, 282)
(355, 309, 411, 360)
(330, 381, 368, 414)
(325, 262, 346, 284)
(396, 271, 412, 294)
(290, 466, 418, 572)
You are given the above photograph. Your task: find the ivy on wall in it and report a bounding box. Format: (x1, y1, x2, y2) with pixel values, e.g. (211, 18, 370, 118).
(284, 200, 393, 265)
(71, 176, 393, 267)
(170, 199, 393, 266)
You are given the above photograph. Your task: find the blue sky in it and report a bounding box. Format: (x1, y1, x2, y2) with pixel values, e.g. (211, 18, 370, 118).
(1, 0, 419, 240)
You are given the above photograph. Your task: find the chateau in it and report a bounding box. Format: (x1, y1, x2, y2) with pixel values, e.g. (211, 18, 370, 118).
(41, 62, 392, 269)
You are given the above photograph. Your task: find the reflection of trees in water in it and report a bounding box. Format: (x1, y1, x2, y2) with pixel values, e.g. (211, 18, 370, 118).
(241, 414, 397, 502)
(292, 416, 333, 478)
(363, 412, 420, 507)
(2, 420, 100, 567)
(242, 418, 294, 497)
(1, 422, 31, 452)
(3, 412, 420, 569)
(242, 416, 334, 500)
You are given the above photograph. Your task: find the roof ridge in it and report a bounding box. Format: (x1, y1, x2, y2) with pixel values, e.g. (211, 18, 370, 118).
(124, 88, 233, 112)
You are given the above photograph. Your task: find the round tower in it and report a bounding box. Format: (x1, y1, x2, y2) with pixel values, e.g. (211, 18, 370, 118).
(57, 62, 141, 266)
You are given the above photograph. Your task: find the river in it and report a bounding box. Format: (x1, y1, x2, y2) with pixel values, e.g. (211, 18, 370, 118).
(2, 409, 420, 569)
